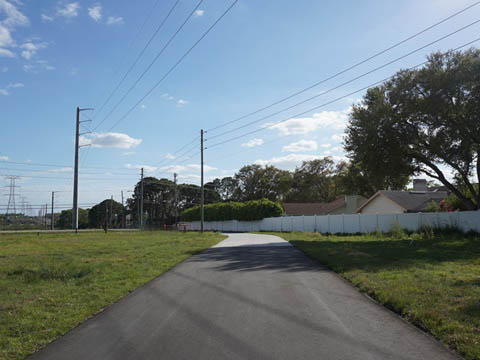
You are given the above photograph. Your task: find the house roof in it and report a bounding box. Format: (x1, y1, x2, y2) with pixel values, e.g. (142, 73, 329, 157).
(357, 190, 449, 213)
(283, 198, 345, 216)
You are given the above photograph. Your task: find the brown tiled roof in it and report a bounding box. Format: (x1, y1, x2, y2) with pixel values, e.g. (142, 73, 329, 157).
(283, 198, 345, 216)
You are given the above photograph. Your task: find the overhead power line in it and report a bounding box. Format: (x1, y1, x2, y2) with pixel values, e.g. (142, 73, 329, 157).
(105, 0, 239, 133)
(1, 174, 145, 181)
(154, 141, 200, 171)
(0, 160, 141, 171)
(205, 37, 480, 150)
(0, 167, 144, 176)
(206, 0, 480, 133)
(206, 19, 480, 142)
(153, 135, 200, 168)
(91, 0, 164, 116)
(92, 0, 181, 124)
(94, 0, 205, 132)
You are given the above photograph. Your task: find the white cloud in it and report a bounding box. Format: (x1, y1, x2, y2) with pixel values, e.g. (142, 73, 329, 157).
(0, 155, 9, 161)
(255, 153, 347, 169)
(125, 164, 157, 173)
(106, 16, 124, 25)
(331, 133, 345, 142)
(41, 14, 54, 22)
(165, 153, 175, 160)
(320, 143, 331, 148)
(177, 174, 217, 183)
(0, 82, 24, 95)
(0, 47, 14, 57)
(0, 0, 29, 27)
(20, 41, 47, 59)
(57, 2, 80, 18)
(241, 138, 264, 148)
(282, 139, 317, 152)
(0, 1, 29, 57)
(122, 151, 135, 156)
(160, 164, 217, 174)
(23, 64, 33, 72)
(140, 104, 147, 109)
(0, 24, 14, 47)
(47, 167, 72, 173)
(255, 154, 321, 168)
(161, 93, 177, 102)
(88, 5, 102, 22)
(80, 132, 142, 149)
(37, 60, 55, 71)
(268, 109, 349, 136)
(194, 9, 204, 17)
(23, 60, 55, 73)
(176, 99, 188, 107)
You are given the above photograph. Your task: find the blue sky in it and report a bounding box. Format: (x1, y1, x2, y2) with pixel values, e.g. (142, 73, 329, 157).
(1, 0, 479, 213)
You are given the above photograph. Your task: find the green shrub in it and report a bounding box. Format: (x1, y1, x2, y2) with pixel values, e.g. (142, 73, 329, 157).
(183, 199, 283, 221)
(424, 200, 441, 212)
(390, 222, 407, 239)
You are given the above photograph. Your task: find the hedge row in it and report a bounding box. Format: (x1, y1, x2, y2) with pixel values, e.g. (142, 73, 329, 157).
(183, 199, 283, 221)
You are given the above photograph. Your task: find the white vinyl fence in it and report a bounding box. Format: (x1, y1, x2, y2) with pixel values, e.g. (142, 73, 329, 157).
(185, 211, 480, 234)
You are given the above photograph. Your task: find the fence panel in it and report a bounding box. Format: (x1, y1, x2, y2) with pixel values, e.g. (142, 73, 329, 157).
(458, 211, 480, 232)
(185, 211, 480, 234)
(396, 213, 419, 232)
(344, 214, 361, 233)
(291, 216, 304, 232)
(273, 217, 282, 232)
(326, 215, 340, 233)
(315, 215, 329, 233)
(359, 214, 376, 233)
(377, 214, 395, 233)
(303, 216, 316, 232)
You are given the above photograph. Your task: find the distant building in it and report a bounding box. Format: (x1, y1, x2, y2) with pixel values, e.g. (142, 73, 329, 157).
(356, 179, 449, 214)
(283, 195, 367, 216)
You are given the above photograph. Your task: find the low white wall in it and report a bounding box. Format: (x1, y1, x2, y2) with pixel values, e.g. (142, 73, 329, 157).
(186, 211, 480, 234)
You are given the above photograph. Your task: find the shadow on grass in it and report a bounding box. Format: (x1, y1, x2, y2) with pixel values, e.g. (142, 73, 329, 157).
(7, 265, 92, 282)
(288, 235, 480, 273)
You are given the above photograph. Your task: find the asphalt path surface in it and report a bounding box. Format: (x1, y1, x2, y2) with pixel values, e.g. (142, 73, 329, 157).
(30, 233, 459, 360)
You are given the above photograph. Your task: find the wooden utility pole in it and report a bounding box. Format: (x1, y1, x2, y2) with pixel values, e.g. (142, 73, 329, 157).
(200, 129, 204, 233)
(140, 168, 144, 230)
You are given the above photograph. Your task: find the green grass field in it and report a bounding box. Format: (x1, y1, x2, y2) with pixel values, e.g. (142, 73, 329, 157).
(272, 231, 480, 360)
(0, 231, 225, 359)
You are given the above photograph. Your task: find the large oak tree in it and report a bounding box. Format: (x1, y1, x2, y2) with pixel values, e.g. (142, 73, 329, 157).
(345, 49, 480, 209)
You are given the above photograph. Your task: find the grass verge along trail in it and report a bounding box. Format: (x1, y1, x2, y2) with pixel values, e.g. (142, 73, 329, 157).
(0, 231, 225, 359)
(273, 231, 480, 360)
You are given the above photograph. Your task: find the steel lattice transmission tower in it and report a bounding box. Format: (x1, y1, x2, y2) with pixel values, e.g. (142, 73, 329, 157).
(4, 176, 20, 223)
